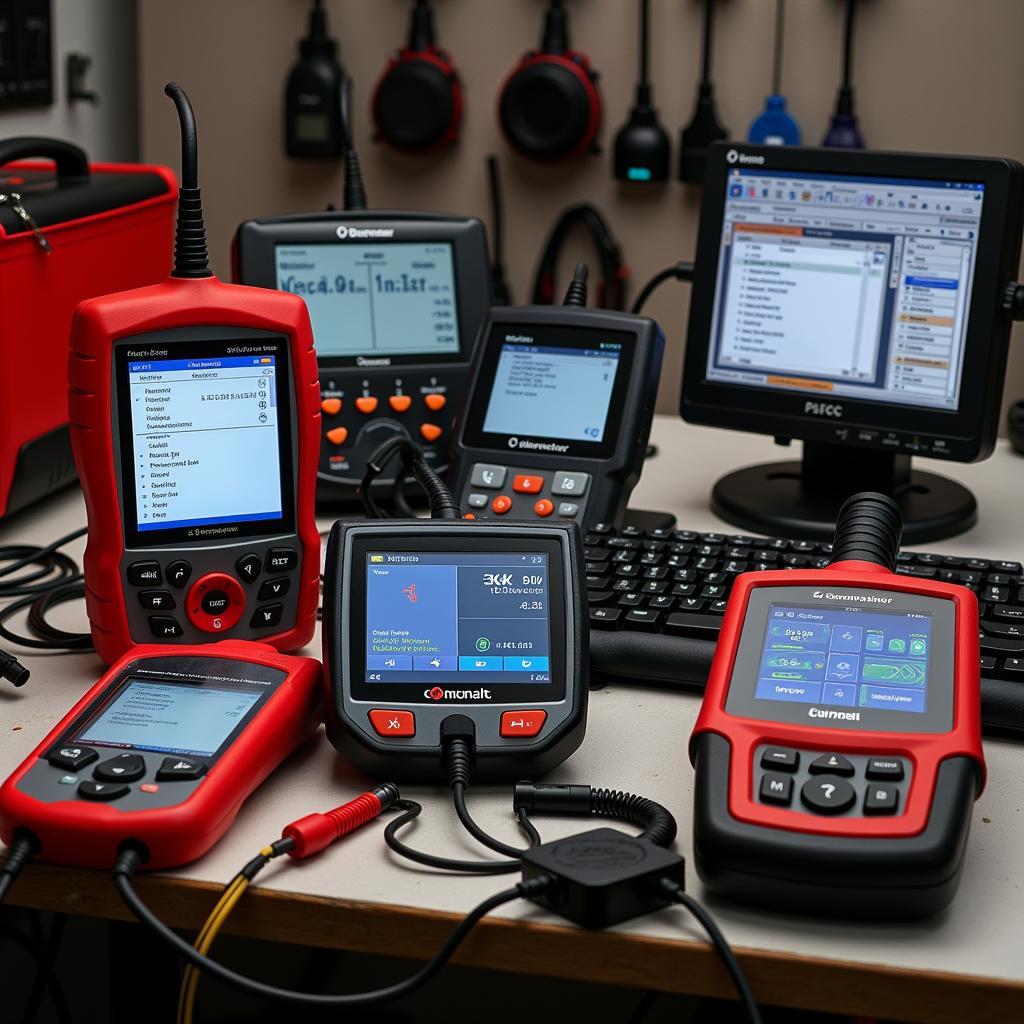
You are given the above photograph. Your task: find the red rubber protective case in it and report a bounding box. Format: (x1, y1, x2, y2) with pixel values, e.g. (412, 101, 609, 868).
(0, 641, 323, 870)
(691, 560, 986, 840)
(68, 275, 321, 665)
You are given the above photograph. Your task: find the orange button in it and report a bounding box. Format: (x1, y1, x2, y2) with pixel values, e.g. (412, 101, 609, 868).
(424, 393, 446, 411)
(140, 783, 160, 794)
(325, 426, 349, 445)
(464, 512, 476, 520)
(355, 396, 378, 414)
(389, 394, 412, 413)
(491, 495, 512, 514)
(500, 710, 547, 737)
(369, 709, 415, 737)
(321, 398, 342, 415)
(534, 498, 554, 517)
(420, 423, 443, 443)
(513, 474, 544, 494)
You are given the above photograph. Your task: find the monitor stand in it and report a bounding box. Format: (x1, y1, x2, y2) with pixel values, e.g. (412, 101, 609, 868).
(710, 440, 977, 544)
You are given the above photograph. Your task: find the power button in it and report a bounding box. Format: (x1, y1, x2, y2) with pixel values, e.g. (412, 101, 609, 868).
(186, 572, 245, 633)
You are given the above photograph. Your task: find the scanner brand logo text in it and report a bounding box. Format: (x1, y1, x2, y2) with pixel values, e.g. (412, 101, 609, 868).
(725, 149, 765, 165)
(804, 401, 843, 418)
(483, 573, 514, 586)
(335, 225, 396, 240)
(425, 687, 493, 702)
(507, 436, 571, 453)
(808, 707, 861, 721)
(811, 590, 894, 604)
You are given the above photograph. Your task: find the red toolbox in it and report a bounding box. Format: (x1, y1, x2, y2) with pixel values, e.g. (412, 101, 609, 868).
(0, 137, 176, 520)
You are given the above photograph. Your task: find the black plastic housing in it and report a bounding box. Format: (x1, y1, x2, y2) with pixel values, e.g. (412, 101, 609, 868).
(692, 733, 978, 918)
(520, 827, 685, 929)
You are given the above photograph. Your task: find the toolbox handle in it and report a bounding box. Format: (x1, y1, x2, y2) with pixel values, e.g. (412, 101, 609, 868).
(0, 137, 89, 180)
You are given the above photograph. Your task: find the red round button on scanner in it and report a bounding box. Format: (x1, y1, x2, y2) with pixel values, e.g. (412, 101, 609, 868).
(185, 572, 245, 633)
(369, 709, 415, 737)
(500, 710, 547, 737)
(491, 495, 513, 514)
(534, 498, 554, 517)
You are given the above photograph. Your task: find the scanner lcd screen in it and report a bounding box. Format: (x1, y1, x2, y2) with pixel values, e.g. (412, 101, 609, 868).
(77, 680, 261, 759)
(275, 241, 460, 358)
(363, 551, 553, 686)
(120, 343, 290, 539)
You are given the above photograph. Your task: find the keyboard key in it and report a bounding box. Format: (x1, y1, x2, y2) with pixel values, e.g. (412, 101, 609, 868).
(980, 656, 998, 675)
(966, 558, 991, 571)
(864, 785, 899, 815)
(700, 585, 726, 599)
(983, 621, 1024, 640)
(672, 584, 697, 597)
(983, 586, 1010, 603)
(608, 538, 641, 550)
(641, 581, 668, 594)
(590, 523, 613, 535)
(709, 600, 728, 614)
(587, 591, 613, 605)
(980, 634, 1024, 656)
(664, 612, 719, 638)
(649, 596, 675, 610)
(1001, 658, 1024, 680)
(617, 593, 645, 607)
(615, 565, 640, 578)
(612, 580, 634, 592)
(809, 753, 854, 776)
(916, 554, 942, 566)
(589, 608, 621, 628)
(995, 561, 1023, 574)
(624, 609, 661, 630)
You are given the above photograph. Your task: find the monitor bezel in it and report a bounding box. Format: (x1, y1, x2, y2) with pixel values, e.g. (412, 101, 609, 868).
(681, 143, 1023, 463)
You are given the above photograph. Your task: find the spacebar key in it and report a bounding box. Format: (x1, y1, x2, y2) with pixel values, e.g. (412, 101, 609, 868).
(664, 612, 722, 639)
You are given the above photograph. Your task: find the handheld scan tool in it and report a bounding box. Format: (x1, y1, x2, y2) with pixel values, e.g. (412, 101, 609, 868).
(69, 85, 321, 665)
(0, 641, 323, 870)
(322, 519, 588, 782)
(690, 493, 985, 917)
(450, 304, 663, 527)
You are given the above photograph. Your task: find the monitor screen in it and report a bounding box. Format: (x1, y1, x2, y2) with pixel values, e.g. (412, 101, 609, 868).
(77, 679, 262, 758)
(754, 604, 934, 715)
(363, 551, 552, 686)
(705, 169, 985, 412)
(123, 349, 286, 535)
(481, 341, 622, 443)
(274, 241, 460, 359)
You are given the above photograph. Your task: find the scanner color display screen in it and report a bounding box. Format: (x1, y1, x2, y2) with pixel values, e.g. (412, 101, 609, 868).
(274, 242, 460, 358)
(364, 552, 552, 685)
(77, 680, 261, 758)
(707, 169, 985, 411)
(755, 604, 934, 715)
(481, 342, 621, 442)
(126, 354, 284, 533)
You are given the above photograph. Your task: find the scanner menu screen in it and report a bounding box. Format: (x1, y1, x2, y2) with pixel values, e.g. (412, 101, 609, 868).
(126, 353, 284, 533)
(755, 604, 934, 715)
(482, 341, 621, 442)
(77, 680, 261, 758)
(275, 242, 460, 358)
(706, 169, 985, 411)
(364, 552, 552, 685)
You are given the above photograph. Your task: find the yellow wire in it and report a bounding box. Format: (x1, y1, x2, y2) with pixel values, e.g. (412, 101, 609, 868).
(176, 874, 249, 1024)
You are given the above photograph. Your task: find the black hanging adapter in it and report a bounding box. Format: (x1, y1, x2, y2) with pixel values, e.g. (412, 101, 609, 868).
(679, 0, 729, 184)
(613, 0, 670, 183)
(285, 0, 346, 158)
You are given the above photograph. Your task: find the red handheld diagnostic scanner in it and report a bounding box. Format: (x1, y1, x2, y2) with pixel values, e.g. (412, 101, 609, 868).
(690, 493, 985, 918)
(68, 84, 321, 664)
(0, 640, 323, 870)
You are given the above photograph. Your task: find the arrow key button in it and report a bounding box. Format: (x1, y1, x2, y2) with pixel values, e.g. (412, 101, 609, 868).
(156, 757, 207, 781)
(809, 753, 855, 777)
(94, 753, 146, 782)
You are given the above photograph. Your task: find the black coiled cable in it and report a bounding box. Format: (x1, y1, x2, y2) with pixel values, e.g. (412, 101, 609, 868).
(589, 787, 677, 848)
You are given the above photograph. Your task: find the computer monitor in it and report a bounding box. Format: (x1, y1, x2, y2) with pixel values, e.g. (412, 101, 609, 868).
(682, 142, 1024, 543)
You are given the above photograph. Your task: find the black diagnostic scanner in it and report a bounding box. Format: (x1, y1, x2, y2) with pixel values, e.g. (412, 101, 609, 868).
(449, 306, 664, 528)
(322, 519, 588, 782)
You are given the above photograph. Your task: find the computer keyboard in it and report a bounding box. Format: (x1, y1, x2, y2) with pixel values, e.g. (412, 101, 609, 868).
(585, 523, 1024, 738)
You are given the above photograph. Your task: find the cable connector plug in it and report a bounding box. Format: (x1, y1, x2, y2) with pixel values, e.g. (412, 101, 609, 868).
(519, 827, 684, 929)
(0, 648, 29, 687)
(562, 262, 589, 307)
(0, 831, 38, 903)
(282, 783, 400, 860)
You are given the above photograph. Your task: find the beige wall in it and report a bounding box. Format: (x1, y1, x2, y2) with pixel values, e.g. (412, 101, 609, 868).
(138, 0, 1024, 423)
